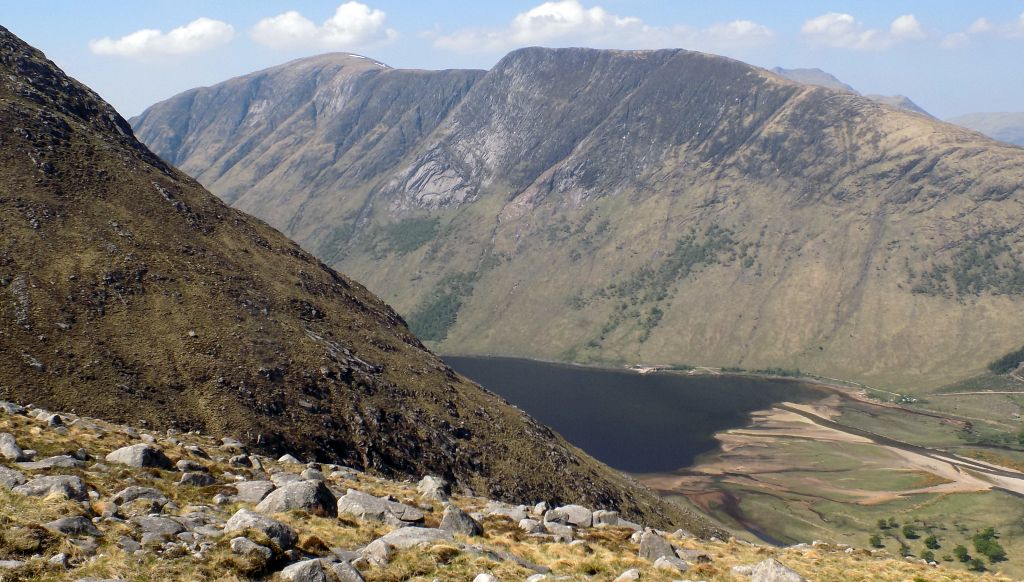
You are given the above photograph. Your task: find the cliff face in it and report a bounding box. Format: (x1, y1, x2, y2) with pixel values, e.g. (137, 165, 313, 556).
(134, 47, 1024, 390)
(0, 28, 706, 531)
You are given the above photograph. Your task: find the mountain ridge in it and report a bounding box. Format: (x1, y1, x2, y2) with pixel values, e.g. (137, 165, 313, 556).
(0, 27, 707, 532)
(133, 47, 1024, 390)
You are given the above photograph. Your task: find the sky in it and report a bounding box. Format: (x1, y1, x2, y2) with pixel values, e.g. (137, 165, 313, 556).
(3, 1, 1024, 119)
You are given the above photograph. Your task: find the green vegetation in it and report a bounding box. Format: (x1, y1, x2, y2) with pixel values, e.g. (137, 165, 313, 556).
(379, 217, 441, 255)
(920, 549, 935, 562)
(407, 272, 478, 342)
(924, 535, 940, 549)
(972, 527, 1007, 564)
(953, 545, 970, 562)
(988, 345, 1024, 374)
(901, 524, 919, 539)
(912, 230, 1024, 297)
(868, 534, 883, 548)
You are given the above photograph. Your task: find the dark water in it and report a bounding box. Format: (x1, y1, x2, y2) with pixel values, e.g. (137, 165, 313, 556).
(445, 356, 823, 474)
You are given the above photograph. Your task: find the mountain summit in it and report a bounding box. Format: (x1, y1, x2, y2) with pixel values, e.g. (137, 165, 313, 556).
(134, 47, 1024, 389)
(0, 28, 705, 530)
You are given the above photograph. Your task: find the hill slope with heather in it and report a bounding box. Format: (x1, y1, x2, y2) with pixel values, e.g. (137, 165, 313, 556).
(0, 27, 704, 531)
(133, 48, 1024, 390)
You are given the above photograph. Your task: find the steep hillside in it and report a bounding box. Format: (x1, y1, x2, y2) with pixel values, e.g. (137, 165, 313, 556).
(1, 403, 1003, 581)
(949, 112, 1024, 146)
(771, 67, 931, 116)
(133, 47, 1024, 390)
(0, 28, 707, 531)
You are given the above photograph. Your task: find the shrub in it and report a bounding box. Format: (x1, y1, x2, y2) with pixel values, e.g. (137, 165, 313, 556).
(924, 535, 939, 549)
(868, 534, 883, 548)
(953, 544, 970, 562)
(920, 549, 935, 562)
(902, 524, 918, 539)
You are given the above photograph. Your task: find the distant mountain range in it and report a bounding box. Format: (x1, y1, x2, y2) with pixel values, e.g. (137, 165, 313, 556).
(770, 67, 932, 117)
(947, 112, 1024, 146)
(132, 49, 1024, 390)
(0, 27, 706, 530)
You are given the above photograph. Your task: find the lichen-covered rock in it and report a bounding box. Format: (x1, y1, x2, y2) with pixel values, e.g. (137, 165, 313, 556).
(12, 475, 88, 501)
(105, 444, 172, 469)
(224, 508, 297, 551)
(256, 480, 337, 518)
(439, 504, 483, 536)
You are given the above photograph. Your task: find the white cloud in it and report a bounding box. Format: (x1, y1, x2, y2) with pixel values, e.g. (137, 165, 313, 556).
(941, 32, 969, 49)
(800, 12, 926, 51)
(251, 2, 397, 50)
(968, 17, 993, 34)
(890, 14, 925, 41)
(433, 0, 773, 54)
(89, 17, 234, 59)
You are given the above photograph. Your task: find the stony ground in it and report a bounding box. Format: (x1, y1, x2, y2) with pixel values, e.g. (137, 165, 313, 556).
(0, 402, 1013, 582)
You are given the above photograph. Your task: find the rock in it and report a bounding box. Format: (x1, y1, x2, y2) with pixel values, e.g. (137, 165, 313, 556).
(49, 552, 69, 568)
(118, 536, 141, 553)
(300, 468, 325, 481)
(105, 444, 172, 469)
(12, 475, 88, 501)
(132, 516, 186, 538)
(361, 539, 393, 566)
(45, 516, 102, 536)
(677, 548, 712, 563)
(110, 486, 169, 507)
(750, 558, 807, 582)
(473, 575, 500, 582)
(417, 475, 449, 500)
(224, 508, 297, 551)
(331, 561, 365, 582)
(230, 536, 273, 565)
(377, 526, 454, 549)
(0, 433, 26, 461)
(543, 522, 574, 541)
(483, 501, 529, 522)
(256, 480, 337, 518)
(229, 454, 252, 467)
(233, 480, 276, 503)
(271, 472, 303, 487)
(612, 568, 641, 582)
(16, 455, 84, 470)
(281, 559, 329, 582)
(518, 518, 544, 534)
(592, 509, 619, 526)
(639, 531, 675, 561)
(653, 556, 689, 573)
(278, 454, 301, 464)
(44, 413, 64, 426)
(175, 459, 207, 472)
(548, 505, 592, 527)
(439, 504, 483, 536)
(0, 560, 24, 570)
(179, 472, 216, 487)
(0, 465, 26, 489)
(337, 489, 424, 525)
(532, 502, 548, 516)
(0, 401, 26, 415)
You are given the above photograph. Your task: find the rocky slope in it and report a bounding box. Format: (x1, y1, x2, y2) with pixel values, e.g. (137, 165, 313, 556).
(770, 67, 931, 116)
(0, 27, 704, 530)
(133, 48, 1024, 390)
(949, 112, 1024, 146)
(0, 402, 1008, 582)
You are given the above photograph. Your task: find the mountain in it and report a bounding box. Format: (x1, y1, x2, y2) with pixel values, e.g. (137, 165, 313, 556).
(770, 67, 855, 93)
(948, 112, 1024, 146)
(133, 48, 1024, 390)
(771, 67, 931, 117)
(0, 27, 709, 531)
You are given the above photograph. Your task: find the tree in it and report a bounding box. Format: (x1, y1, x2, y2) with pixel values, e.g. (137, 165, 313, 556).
(869, 534, 883, 548)
(902, 524, 919, 539)
(924, 535, 940, 549)
(877, 518, 889, 530)
(968, 557, 987, 572)
(973, 528, 1007, 563)
(920, 549, 935, 562)
(953, 545, 970, 563)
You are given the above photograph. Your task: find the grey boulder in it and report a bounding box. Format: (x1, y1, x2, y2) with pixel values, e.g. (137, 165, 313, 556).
(439, 504, 483, 536)
(377, 526, 454, 549)
(0, 433, 26, 461)
(110, 486, 169, 507)
(337, 489, 424, 525)
(638, 530, 676, 561)
(751, 558, 807, 582)
(280, 559, 329, 582)
(178, 472, 216, 487)
(417, 475, 449, 500)
(12, 475, 88, 501)
(45, 516, 102, 537)
(0, 466, 26, 490)
(105, 444, 172, 469)
(256, 480, 337, 517)
(332, 561, 365, 582)
(224, 508, 297, 551)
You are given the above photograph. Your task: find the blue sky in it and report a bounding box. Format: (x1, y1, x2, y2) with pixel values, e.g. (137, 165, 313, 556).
(4, 1, 1024, 118)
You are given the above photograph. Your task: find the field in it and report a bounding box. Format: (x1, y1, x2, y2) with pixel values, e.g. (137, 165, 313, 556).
(639, 391, 1024, 578)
